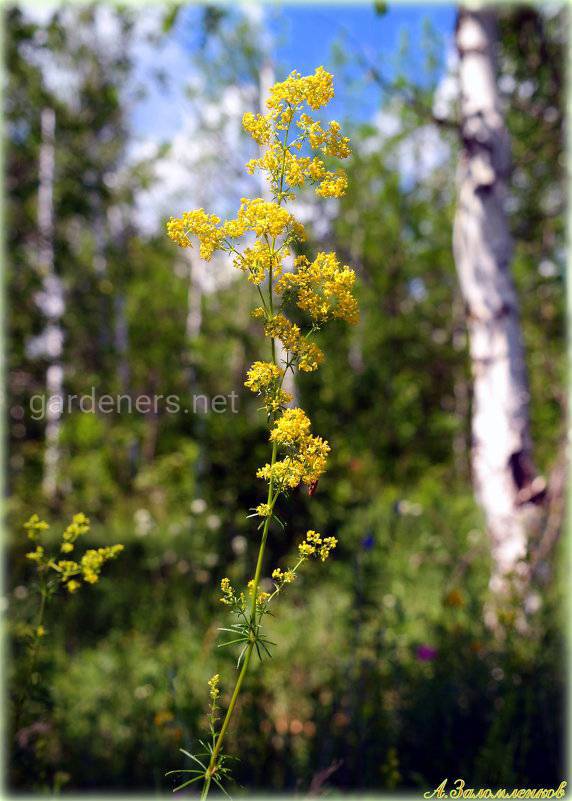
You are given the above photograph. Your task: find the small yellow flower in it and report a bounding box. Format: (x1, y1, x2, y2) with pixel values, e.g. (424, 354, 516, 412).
(26, 546, 44, 562)
(166, 216, 190, 248)
(36, 625, 46, 637)
(23, 514, 49, 540)
(80, 545, 123, 585)
(297, 531, 337, 562)
(62, 513, 90, 547)
(257, 591, 270, 606)
(220, 577, 235, 605)
(208, 673, 221, 702)
(319, 536, 338, 561)
(235, 197, 295, 239)
(298, 542, 316, 558)
(272, 568, 296, 585)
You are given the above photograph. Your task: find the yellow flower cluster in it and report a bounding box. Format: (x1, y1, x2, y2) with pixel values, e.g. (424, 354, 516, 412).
(298, 116, 351, 158)
(242, 111, 273, 145)
(264, 313, 300, 351)
(51, 545, 124, 592)
(277, 252, 359, 325)
(269, 408, 311, 446)
(81, 546, 124, 584)
(266, 66, 334, 111)
(264, 314, 325, 372)
(208, 673, 221, 702)
(239, 198, 292, 238)
(242, 68, 350, 201)
(219, 577, 235, 605)
(219, 577, 247, 611)
(298, 530, 337, 562)
(234, 240, 277, 286)
(24, 514, 49, 539)
(247, 579, 270, 607)
(61, 512, 90, 553)
(244, 361, 283, 392)
(167, 209, 223, 260)
(26, 546, 45, 562)
(246, 146, 346, 200)
(271, 568, 296, 585)
(23, 514, 123, 594)
(315, 170, 348, 199)
(244, 361, 292, 415)
(257, 408, 330, 491)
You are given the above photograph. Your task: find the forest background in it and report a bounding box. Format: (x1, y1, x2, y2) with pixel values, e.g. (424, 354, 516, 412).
(5, 2, 567, 794)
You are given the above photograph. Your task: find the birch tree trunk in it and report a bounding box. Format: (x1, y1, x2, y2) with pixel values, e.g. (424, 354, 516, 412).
(36, 108, 64, 502)
(108, 206, 131, 394)
(453, 9, 545, 594)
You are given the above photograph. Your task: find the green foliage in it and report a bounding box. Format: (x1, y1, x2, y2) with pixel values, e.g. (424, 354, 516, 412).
(6, 3, 565, 795)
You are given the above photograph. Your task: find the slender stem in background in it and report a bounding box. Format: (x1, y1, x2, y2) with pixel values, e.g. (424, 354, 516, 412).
(13, 578, 48, 736)
(29, 585, 47, 681)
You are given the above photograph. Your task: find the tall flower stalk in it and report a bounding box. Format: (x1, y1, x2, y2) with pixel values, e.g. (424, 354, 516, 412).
(165, 67, 358, 797)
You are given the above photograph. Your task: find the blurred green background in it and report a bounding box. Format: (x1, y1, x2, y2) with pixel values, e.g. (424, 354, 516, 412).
(6, 2, 566, 794)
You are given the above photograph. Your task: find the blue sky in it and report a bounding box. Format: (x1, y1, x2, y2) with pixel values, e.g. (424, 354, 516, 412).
(132, 3, 455, 138)
(270, 4, 456, 120)
(127, 3, 456, 228)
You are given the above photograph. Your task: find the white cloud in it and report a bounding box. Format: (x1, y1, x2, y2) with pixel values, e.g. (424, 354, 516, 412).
(433, 45, 459, 122)
(363, 109, 450, 184)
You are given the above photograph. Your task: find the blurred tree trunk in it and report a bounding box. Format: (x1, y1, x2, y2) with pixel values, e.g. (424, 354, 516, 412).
(186, 252, 203, 342)
(108, 206, 131, 395)
(37, 107, 64, 503)
(453, 9, 546, 594)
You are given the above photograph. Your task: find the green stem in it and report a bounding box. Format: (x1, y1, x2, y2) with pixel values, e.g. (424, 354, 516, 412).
(200, 775, 211, 801)
(29, 587, 47, 683)
(248, 444, 277, 621)
(13, 578, 48, 736)
(202, 446, 277, 787)
(200, 106, 293, 800)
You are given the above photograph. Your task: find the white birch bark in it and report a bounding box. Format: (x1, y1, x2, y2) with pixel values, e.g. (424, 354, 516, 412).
(36, 108, 64, 502)
(453, 9, 545, 592)
(108, 206, 130, 393)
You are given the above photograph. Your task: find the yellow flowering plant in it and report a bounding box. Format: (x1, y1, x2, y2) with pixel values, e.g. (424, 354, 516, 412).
(166, 67, 358, 798)
(14, 513, 123, 728)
